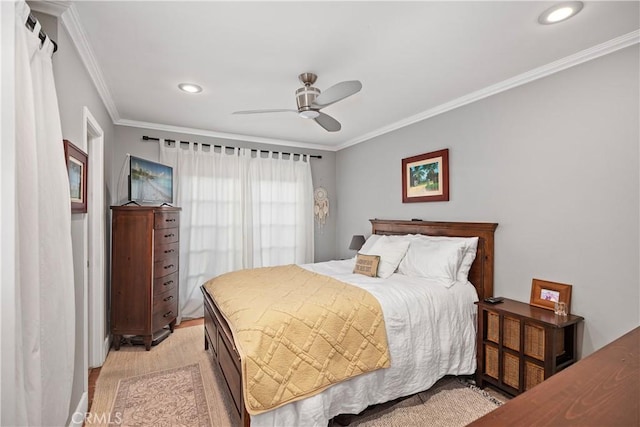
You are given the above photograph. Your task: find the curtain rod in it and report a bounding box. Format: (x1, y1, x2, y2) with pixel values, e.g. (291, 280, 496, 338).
(142, 136, 322, 159)
(26, 14, 58, 53)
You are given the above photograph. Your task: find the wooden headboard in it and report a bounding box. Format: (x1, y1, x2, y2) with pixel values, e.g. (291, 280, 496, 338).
(370, 219, 498, 301)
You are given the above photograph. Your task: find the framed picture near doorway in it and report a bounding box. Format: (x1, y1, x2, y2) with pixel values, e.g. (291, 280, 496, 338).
(63, 139, 88, 213)
(402, 148, 449, 203)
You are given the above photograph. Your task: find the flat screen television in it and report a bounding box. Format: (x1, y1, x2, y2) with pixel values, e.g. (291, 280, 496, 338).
(129, 155, 173, 205)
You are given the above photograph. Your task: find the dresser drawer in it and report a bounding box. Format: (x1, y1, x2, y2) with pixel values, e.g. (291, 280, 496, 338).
(154, 241, 179, 261)
(154, 256, 178, 278)
(152, 297, 178, 332)
(155, 211, 180, 229)
(154, 286, 177, 308)
(155, 228, 179, 246)
(153, 271, 178, 297)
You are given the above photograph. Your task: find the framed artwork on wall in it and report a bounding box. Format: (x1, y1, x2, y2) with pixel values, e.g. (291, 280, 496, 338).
(530, 278, 572, 314)
(63, 139, 88, 214)
(402, 148, 449, 203)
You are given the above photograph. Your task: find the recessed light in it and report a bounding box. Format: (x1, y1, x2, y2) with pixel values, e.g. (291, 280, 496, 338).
(539, 2, 583, 25)
(178, 83, 202, 93)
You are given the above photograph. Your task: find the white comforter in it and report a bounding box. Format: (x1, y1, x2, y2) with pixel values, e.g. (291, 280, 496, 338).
(251, 259, 479, 427)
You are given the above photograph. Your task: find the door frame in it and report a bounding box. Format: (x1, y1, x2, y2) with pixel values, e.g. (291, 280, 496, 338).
(83, 106, 107, 368)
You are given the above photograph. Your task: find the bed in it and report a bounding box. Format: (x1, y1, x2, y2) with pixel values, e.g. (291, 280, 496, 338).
(201, 219, 498, 426)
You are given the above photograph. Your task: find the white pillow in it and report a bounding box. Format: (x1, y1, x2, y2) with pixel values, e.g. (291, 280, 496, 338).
(457, 237, 478, 282)
(359, 234, 381, 254)
(359, 234, 413, 256)
(419, 236, 478, 282)
(397, 238, 466, 287)
(361, 235, 410, 279)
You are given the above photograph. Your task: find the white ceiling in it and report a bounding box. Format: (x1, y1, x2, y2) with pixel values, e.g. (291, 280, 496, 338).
(63, 1, 639, 150)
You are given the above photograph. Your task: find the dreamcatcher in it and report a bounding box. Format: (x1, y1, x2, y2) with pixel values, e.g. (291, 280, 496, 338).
(314, 187, 329, 226)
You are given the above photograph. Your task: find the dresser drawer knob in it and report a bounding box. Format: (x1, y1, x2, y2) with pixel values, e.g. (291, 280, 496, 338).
(165, 218, 176, 222)
(164, 233, 175, 238)
(163, 264, 174, 270)
(163, 295, 174, 302)
(163, 280, 173, 286)
(163, 311, 174, 318)
(164, 249, 175, 254)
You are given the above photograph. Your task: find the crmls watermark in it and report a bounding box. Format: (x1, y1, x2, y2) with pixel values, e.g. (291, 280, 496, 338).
(72, 411, 123, 425)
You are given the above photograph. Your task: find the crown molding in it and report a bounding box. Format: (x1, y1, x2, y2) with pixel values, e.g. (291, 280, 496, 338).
(116, 119, 337, 152)
(27, 0, 69, 17)
(336, 29, 640, 151)
(57, 4, 121, 123)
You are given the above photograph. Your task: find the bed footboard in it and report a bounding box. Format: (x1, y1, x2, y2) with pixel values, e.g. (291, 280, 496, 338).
(201, 286, 251, 427)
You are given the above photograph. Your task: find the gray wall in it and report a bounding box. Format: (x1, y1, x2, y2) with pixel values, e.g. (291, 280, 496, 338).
(336, 46, 639, 357)
(36, 11, 116, 423)
(112, 126, 337, 262)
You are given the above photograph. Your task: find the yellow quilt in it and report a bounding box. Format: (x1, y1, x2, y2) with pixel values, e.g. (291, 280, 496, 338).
(203, 264, 390, 414)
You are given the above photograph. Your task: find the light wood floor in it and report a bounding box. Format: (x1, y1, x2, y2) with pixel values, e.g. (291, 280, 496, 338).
(88, 318, 205, 410)
(87, 318, 509, 411)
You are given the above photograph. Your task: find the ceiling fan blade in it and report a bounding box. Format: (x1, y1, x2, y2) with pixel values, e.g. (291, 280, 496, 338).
(233, 109, 297, 115)
(312, 80, 362, 108)
(314, 112, 341, 132)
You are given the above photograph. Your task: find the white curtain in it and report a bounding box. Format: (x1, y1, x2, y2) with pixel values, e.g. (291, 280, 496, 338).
(246, 152, 314, 267)
(14, 1, 75, 425)
(160, 143, 314, 320)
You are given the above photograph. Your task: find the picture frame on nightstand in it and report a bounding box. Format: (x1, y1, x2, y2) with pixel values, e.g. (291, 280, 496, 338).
(530, 278, 572, 314)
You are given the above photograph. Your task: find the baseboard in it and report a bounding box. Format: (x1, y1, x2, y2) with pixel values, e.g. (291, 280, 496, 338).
(103, 335, 110, 360)
(68, 391, 88, 427)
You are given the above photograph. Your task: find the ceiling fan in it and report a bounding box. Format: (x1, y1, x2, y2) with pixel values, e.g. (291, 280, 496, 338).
(233, 73, 362, 132)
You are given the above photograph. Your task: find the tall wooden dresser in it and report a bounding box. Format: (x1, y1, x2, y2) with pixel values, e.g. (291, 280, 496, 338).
(110, 205, 181, 350)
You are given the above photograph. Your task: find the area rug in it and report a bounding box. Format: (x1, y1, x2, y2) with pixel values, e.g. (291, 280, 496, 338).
(89, 325, 234, 427)
(348, 378, 503, 427)
(91, 324, 504, 427)
(111, 364, 210, 426)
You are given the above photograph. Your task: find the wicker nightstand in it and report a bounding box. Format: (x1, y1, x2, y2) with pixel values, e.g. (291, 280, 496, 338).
(475, 298, 583, 396)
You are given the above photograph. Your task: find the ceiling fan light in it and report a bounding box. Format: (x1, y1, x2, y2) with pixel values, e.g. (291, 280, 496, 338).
(299, 110, 320, 119)
(178, 83, 202, 93)
(538, 2, 583, 24)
